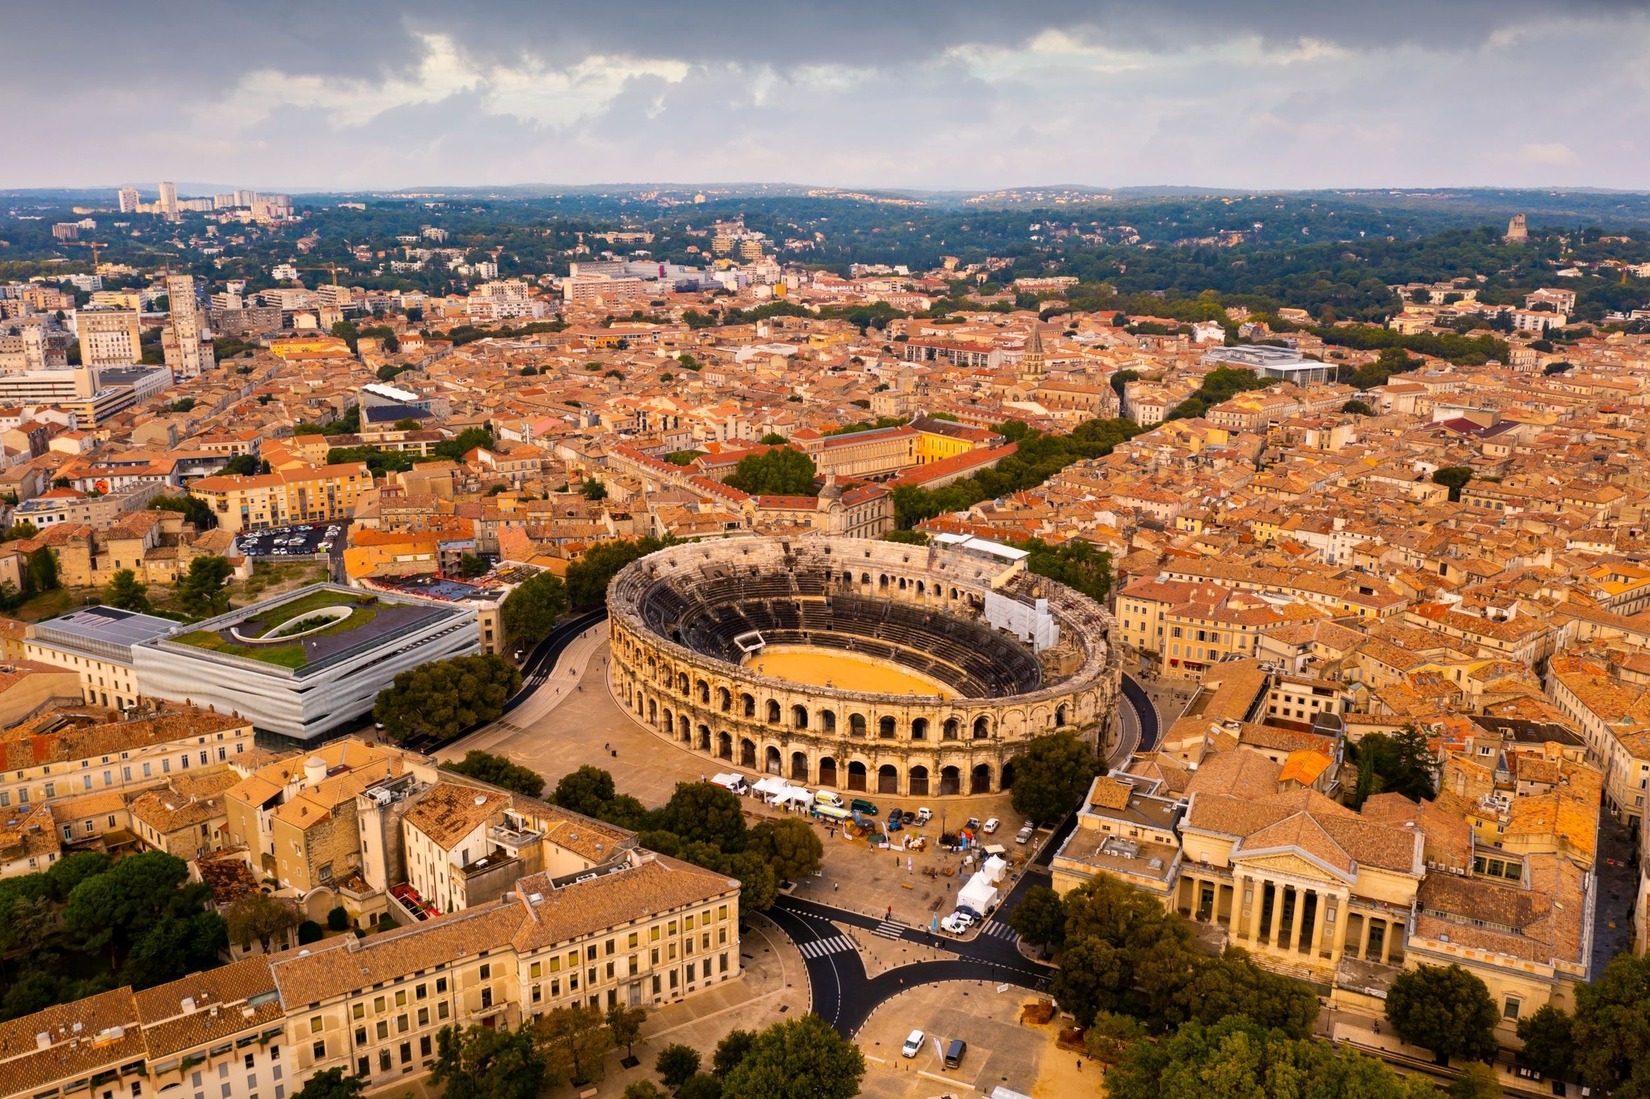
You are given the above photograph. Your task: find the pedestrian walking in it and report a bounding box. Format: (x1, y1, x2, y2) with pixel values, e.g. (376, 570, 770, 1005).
(1077, 1059, 1083, 1072)
(886, 905, 892, 920)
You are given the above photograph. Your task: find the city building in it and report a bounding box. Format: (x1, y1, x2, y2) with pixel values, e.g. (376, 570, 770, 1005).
(188, 461, 372, 532)
(132, 584, 478, 740)
(75, 307, 143, 367)
(163, 274, 216, 378)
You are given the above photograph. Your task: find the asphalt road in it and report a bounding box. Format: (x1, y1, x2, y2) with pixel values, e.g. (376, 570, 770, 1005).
(771, 811, 1078, 1035)
(1119, 672, 1161, 753)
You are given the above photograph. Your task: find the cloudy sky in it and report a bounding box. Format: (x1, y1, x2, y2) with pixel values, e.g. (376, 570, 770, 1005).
(10, 0, 1650, 192)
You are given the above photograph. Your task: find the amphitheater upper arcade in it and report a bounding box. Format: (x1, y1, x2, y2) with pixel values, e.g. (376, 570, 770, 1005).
(606, 536, 1121, 798)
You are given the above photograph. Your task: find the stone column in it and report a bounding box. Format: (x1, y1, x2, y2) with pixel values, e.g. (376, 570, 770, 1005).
(1288, 888, 1307, 953)
(1356, 913, 1372, 960)
(1330, 894, 1350, 962)
(1248, 878, 1268, 943)
(1310, 893, 1328, 960)
(1267, 884, 1286, 946)
(1379, 919, 1394, 965)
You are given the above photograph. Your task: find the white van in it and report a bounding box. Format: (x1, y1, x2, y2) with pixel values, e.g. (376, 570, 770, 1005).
(814, 790, 843, 808)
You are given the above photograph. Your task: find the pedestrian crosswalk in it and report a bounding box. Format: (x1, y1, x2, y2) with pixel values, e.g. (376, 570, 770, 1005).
(798, 935, 855, 959)
(980, 921, 1019, 942)
(873, 919, 907, 940)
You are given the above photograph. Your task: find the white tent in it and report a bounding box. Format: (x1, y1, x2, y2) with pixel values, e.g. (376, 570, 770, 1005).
(957, 872, 1000, 915)
(753, 775, 789, 798)
(980, 854, 1009, 883)
(775, 787, 814, 809)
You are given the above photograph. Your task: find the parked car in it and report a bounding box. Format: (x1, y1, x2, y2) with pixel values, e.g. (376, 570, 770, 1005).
(850, 798, 879, 816)
(1015, 823, 1036, 845)
(964, 817, 982, 832)
(982, 817, 1001, 834)
(944, 1039, 967, 1069)
(901, 1030, 925, 1058)
(914, 807, 932, 825)
(886, 814, 902, 832)
(940, 911, 976, 934)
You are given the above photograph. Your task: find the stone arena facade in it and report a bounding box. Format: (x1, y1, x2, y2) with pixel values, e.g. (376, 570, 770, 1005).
(607, 536, 1120, 799)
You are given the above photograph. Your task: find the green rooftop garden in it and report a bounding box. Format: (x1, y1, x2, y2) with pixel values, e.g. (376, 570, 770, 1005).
(173, 588, 380, 668)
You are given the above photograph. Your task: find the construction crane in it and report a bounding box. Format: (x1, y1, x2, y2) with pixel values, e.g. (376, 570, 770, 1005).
(299, 263, 341, 287)
(76, 241, 108, 267)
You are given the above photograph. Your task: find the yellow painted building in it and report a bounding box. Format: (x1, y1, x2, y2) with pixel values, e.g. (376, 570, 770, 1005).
(190, 461, 371, 532)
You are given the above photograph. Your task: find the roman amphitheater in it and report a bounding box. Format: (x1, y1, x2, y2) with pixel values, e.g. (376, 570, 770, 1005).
(607, 535, 1120, 799)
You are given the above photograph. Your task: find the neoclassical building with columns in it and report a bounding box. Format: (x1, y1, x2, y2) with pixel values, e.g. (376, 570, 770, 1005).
(607, 535, 1118, 798)
(1054, 747, 1596, 1039)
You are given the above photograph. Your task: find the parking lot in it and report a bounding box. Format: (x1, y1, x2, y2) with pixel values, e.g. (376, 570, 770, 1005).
(855, 983, 1073, 1099)
(236, 521, 348, 558)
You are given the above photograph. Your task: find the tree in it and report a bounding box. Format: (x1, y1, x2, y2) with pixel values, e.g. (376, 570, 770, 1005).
(564, 536, 675, 610)
(458, 552, 490, 579)
(1573, 951, 1650, 1095)
(1107, 1018, 1435, 1099)
(1006, 884, 1066, 948)
(656, 1043, 702, 1088)
(373, 654, 521, 743)
(1008, 731, 1100, 824)
(1020, 537, 1115, 604)
(25, 547, 58, 594)
(432, 1023, 547, 1099)
(552, 765, 619, 817)
(656, 782, 748, 852)
(441, 750, 547, 798)
(1385, 963, 1499, 1064)
(1083, 1012, 1146, 1064)
(1516, 1004, 1574, 1079)
(721, 1015, 865, 1099)
(291, 1068, 366, 1099)
(535, 1005, 612, 1087)
(623, 1085, 666, 1099)
(723, 447, 817, 496)
(151, 493, 215, 529)
(3, 519, 38, 541)
(606, 1003, 647, 1061)
(581, 476, 608, 501)
(45, 850, 111, 898)
(1052, 873, 1196, 1026)
(675, 1076, 722, 1099)
(1348, 727, 1437, 806)
(105, 568, 151, 611)
(220, 454, 266, 476)
(297, 920, 323, 944)
(1167, 948, 1318, 1038)
(434, 426, 495, 463)
(175, 555, 233, 618)
(1433, 465, 1475, 502)
(121, 911, 228, 988)
(61, 850, 206, 968)
(500, 570, 569, 648)
(1342, 399, 1375, 415)
(326, 905, 350, 931)
(758, 432, 788, 445)
(223, 891, 299, 952)
(712, 1030, 756, 1077)
(748, 818, 824, 880)
(1449, 1062, 1504, 1099)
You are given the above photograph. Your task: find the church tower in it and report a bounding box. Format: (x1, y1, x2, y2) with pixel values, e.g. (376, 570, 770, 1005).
(1020, 325, 1046, 386)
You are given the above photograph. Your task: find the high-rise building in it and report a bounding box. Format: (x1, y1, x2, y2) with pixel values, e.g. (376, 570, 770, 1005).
(157, 180, 178, 220)
(75, 307, 143, 367)
(117, 187, 140, 213)
(161, 273, 215, 377)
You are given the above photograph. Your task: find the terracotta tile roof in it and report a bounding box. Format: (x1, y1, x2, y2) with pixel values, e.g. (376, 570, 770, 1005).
(0, 989, 143, 1094)
(510, 854, 739, 952)
(403, 782, 513, 850)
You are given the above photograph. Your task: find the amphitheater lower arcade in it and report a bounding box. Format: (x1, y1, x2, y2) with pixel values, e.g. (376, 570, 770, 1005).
(606, 536, 1120, 798)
